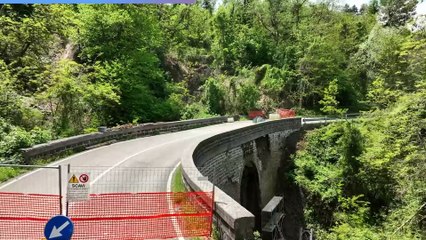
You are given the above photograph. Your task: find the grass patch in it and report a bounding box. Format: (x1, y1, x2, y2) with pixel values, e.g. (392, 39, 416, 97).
(238, 115, 249, 121)
(171, 165, 220, 240)
(0, 149, 77, 184)
(0, 167, 25, 183)
(171, 165, 186, 192)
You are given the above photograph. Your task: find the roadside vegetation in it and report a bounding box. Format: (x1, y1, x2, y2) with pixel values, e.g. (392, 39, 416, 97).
(0, 167, 23, 183)
(294, 91, 426, 238)
(0, 1, 425, 237)
(170, 165, 221, 240)
(3, 1, 424, 165)
(171, 165, 186, 193)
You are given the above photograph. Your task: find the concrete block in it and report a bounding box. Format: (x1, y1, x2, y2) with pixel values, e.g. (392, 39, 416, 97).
(261, 196, 284, 228)
(269, 114, 280, 120)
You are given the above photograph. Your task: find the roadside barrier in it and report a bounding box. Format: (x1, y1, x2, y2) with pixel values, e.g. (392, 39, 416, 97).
(0, 192, 61, 239)
(0, 165, 214, 239)
(69, 192, 213, 239)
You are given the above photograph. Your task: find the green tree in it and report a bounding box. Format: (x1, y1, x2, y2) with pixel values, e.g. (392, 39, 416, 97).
(0, 60, 44, 129)
(294, 90, 426, 238)
(40, 60, 118, 136)
(295, 122, 365, 228)
(379, 0, 418, 27)
(297, 37, 345, 108)
(75, 5, 174, 124)
(368, 0, 380, 14)
(202, 78, 225, 115)
(0, 5, 72, 92)
(74, 5, 162, 62)
(320, 79, 347, 116)
(236, 84, 260, 114)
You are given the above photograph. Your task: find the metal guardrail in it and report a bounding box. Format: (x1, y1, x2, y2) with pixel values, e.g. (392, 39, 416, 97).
(345, 113, 361, 118)
(301, 113, 360, 124)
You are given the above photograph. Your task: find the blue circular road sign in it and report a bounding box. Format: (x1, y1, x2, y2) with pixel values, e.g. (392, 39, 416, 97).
(44, 215, 74, 240)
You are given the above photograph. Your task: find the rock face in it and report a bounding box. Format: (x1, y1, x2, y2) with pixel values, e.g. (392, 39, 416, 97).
(163, 56, 189, 83)
(162, 55, 214, 94)
(61, 42, 78, 60)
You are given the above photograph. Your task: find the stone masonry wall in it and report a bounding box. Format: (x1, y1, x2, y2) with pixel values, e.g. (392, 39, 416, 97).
(197, 129, 298, 209)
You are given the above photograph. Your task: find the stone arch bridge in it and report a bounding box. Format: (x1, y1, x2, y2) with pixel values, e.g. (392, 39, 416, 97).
(182, 118, 311, 240)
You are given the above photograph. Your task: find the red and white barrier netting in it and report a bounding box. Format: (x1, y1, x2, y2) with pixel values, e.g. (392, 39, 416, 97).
(0, 192, 61, 239)
(0, 191, 214, 240)
(0, 166, 215, 239)
(69, 191, 213, 239)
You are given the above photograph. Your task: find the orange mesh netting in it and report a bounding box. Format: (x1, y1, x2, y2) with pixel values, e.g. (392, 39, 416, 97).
(69, 191, 214, 239)
(0, 192, 60, 240)
(0, 191, 213, 239)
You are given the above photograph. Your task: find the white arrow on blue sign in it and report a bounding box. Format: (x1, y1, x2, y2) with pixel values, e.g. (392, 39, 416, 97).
(44, 215, 74, 240)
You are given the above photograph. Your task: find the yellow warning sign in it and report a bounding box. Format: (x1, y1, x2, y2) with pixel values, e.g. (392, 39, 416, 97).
(68, 174, 79, 183)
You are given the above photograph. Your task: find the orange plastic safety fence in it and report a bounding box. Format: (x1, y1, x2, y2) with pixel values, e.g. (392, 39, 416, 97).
(69, 191, 214, 239)
(277, 108, 296, 118)
(0, 192, 60, 240)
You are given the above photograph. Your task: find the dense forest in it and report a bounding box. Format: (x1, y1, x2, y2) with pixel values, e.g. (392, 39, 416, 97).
(0, 0, 425, 237)
(294, 92, 426, 239)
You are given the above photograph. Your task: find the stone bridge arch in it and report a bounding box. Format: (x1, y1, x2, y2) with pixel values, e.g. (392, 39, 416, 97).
(240, 162, 261, 230)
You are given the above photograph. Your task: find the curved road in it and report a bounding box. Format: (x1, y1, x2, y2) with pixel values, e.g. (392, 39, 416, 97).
(0, 121, 252, 195)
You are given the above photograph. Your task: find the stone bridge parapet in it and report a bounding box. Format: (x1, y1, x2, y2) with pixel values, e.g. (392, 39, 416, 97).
(21, 116, 232, 162)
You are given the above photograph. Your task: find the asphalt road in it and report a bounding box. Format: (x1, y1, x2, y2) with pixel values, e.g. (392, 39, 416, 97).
(0, 121, 253, 195)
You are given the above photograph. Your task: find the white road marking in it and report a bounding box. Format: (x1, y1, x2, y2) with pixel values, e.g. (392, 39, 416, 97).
(90, 136, 195, 185)
(0, 122, 247, 190)
(0, 145, 109, 190)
